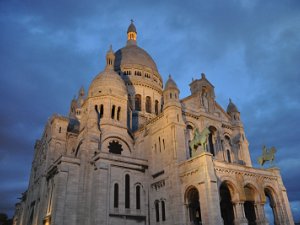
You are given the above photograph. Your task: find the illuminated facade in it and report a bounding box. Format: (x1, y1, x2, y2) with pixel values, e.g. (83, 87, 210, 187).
(14, 22, 294, 225)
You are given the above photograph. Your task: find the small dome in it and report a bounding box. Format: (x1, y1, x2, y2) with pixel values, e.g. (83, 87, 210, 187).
(227, 99, 239, 113)
(165, 75, 178, 90)
(114, 44, 159, 73)
(127, 21, 137, 33)
(88, 69, 127, 97)
(89, 46, 127, 98)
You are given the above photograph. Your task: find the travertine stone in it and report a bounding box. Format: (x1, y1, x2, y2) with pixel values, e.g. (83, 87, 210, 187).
(13, 22, 294, 225)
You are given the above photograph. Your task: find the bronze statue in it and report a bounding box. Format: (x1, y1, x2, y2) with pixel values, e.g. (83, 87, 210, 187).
(189, 127, 210, 156)
(258, 145, 277, 166)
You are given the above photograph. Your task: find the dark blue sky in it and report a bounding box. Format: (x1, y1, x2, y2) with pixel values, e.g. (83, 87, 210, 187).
(0, 0, 299, 221)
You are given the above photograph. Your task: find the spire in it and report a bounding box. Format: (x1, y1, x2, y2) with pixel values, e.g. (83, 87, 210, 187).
(79, 86, 85, 97)
(127, 20, 137, 45)
(105, 45, 115, 70)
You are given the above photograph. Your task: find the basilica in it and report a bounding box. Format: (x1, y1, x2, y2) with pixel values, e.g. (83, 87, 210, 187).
(13, 22, 294, 225)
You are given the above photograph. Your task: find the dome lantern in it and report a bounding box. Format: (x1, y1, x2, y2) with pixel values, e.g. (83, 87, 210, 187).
(127, 20, 137, 45)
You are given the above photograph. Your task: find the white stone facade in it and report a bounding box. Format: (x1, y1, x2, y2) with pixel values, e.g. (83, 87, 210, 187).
(13, 22, 294, 225)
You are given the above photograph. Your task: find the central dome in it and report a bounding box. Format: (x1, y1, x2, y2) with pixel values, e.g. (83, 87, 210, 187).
(113, 21, 163, 92)
(114, 45, 158, 72)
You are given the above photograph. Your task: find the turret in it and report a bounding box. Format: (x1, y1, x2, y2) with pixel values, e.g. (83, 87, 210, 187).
(78, 86, 85, 106)
(163, 75, 181, 109)
(106, 45, 115, 69)
(226, 98, 241, 123)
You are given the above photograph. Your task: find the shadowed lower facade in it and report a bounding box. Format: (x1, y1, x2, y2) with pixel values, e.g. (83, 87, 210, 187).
(13, 22, 294, 225)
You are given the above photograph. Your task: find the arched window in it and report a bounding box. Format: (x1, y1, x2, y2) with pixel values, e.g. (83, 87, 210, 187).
(117, 107, 121, 121)
(161, 200, 166, 221)
(100, 104, 104, 118)
(125, 174, 130, 208)
(111, 105, 115, 119)
(155, 200, 160, 222)
(155, 100, 159, 115)
(208, 126, 217, 156)
(136, 186, 141, 210)
(59, 127, 61, 133)
(146, 96, 151, 113)
(187, 125, 194, 157)
(135, 94, 141, 111)
(227, 150, 231, 163)
(114, 183, 119, 208)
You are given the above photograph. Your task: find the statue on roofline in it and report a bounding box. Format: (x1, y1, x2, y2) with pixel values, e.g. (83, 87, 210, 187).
(257, 145, 277, 167)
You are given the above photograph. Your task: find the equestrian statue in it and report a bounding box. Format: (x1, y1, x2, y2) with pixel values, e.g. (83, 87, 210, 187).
(257, 145, 277, 167)
(189, 127, 210, 157)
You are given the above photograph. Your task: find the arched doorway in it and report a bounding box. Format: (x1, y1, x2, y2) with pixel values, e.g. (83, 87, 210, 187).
(186, 187, 202, 225)
(220, 183, 234, 225)
(244, 186, 257, 225)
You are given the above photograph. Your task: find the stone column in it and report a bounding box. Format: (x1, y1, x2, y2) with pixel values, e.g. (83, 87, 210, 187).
(197, 152, 223, 225)
(270, 203, 280, 225)
(254, 203, 269, 225)
(268, 168, 294, 225)
(93, 161, 109, 225)
(232, 202, 248, 225)
(51, 170, 68, 225)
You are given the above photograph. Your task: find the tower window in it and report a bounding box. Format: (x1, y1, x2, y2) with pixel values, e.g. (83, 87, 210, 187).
(155, 100, 159, 115)
(227, 150, 231, 163)
(136, 186, 141, 210)
(59, 127, 61, 133)
(135, 71, 142, 76)
(146, 96, 151, 113)
(111, 105, 115, 119)
(170, 93, 172, 99)
(117, 107, 121, 121)
(114, 183, 119, 208)
(125, 174, 130, 209)
(135, 94, 141, 111)
(124, 70, 131, 75)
